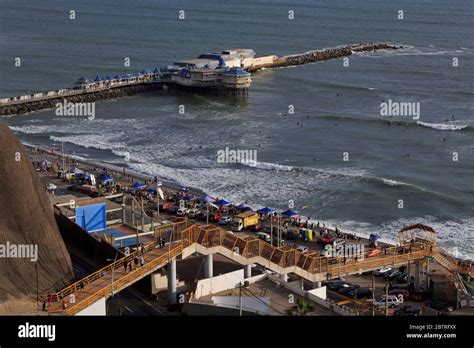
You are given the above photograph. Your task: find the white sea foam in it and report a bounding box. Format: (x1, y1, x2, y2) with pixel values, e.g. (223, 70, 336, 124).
(416, 121, 468, 131)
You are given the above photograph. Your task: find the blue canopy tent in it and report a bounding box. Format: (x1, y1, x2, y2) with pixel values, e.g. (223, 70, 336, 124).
(153, 68, 161, 75)
(142, 69, 153, 75)
(369, 234, 381, 241)
(235, 203, 252, 212)
(257, 207, 274, 214)
(131, 182, 146, 189)
(281, 209, 299, 217)
(98, 174, 113, 183)
(40, 159, 52, 167)
(215, 199, 232, 207)
(180, 195, 194, 201)
(76, 172, 91, 180)
(113, 75, 121, 80)
(94, 75, 103, 82)
(146, 188, 157, 194)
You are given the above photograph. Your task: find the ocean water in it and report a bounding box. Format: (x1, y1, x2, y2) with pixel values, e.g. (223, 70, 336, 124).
(0, 0, 473, 258)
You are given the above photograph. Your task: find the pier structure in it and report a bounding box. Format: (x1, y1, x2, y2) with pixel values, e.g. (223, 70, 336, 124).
(0, 42, 403, 116)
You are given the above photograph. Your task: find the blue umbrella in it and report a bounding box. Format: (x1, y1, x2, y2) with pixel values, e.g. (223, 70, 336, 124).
(281, 209, 299, 217)
(369, 234, 381, 241)
(181, 187, 190, 192)
(257, 207, 274, 214)
(180, 195, 194, 201)
(215, 199, 232, 207)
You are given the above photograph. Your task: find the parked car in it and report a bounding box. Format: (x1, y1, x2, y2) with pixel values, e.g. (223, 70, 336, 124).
(218, 216, 232, 225)
(67, 184, 81, 192)
(427, 300, 454, 313)
(373, 267, 393, 277)
(209, 213, 222, 223)
(347, 287, 372, 299)
(256, 232, 271, 242)
(372, 295, 402, 308)
(388, 288, 410, 301)
(396, 273, 414, 284)
(384, 271, 403, 280)
(89, 191, 104, 198)
(196, 211, 207, 221)
(176, 208, 189, 217)
(297, 245, 309, 254)
(249, 223, 265, 232)
(394, 304, 421, 316)
(187, 208, 200, 219)
(166, 205, 179, 215)
(325, 281, 347, 292)
(337, 283, 360, 295)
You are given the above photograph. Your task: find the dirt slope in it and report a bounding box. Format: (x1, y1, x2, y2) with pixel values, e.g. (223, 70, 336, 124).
(0, 124, 74, 304)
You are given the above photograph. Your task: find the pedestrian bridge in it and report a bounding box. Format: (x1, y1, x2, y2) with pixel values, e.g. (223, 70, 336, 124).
(44, 223, 458, 315)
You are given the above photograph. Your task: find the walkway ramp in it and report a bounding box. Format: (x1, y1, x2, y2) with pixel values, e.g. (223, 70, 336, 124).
(44, 223, 438, 315)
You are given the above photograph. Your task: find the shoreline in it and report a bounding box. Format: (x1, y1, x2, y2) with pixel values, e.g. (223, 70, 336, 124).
(22, 141, 473, 261)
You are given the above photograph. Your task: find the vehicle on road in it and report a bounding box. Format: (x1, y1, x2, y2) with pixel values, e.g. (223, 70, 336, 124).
(231, 211, 259, 232)
(372, 295, 402, 308)
(209, 213, 222, 223)
(384, 270, 403, 280)
(187, 208, 200, 219)
(318, 235, 334, 246)
(67, 184, 81, 192)
(218, 216, 232, 225)
(249, 223, 265, 232)
(368, 248, 383, 257)
(427, 300, 454, 313)
(394, 304, 421, 316)
(176, 208, 189, 217)
(373, 267, 393, 277)
(388, 288, 410, 301)
(347, 287, 372, 299)
(256, 232, 271, 242)
(296, 245, 309, 254)
(337, 283, 360, 295)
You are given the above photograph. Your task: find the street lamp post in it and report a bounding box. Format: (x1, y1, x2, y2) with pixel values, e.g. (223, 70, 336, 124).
(155, 176, 162, 223)
(106, 253, 120, 315)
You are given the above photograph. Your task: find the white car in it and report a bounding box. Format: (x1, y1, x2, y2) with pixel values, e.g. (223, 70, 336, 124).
(218, 216, 232, 225)
(333, 238, 345, 247)
(372, 295, 402, 308)
(176, 208, 189, 217)
(187, 208, 200, 219)
(297, 245, 309, 254)
(373, 266, 393, 277)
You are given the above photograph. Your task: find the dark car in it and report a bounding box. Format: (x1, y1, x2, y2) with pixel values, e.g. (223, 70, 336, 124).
(67, 184, 81, 192)
(325, 281, 346, 291)
(410, 289, 428, 302)
(385, 271, 403, 280)
(396, 274, 414, 284)
(427, 300, 454, 313)
(347, 287, 372, 299)
(394, 304, 421, 316)
(249, 223, 266, 232)
(89, 191, 103, 198)
(337, 283, 359, 295)
(389, 283, 410, 291)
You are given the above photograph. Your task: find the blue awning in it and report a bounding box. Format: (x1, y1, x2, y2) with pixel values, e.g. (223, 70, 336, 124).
(281, 209, 299, 217)
(131, 182, 145, 189)
(257, 207, 274, 214)
(215, 199, 232, 207)
(235, 203, 252, 211)
(94, 75, 102, 82)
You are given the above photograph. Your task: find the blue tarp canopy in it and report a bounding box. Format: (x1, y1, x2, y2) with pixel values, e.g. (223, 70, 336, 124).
(153, 68, 161, 74)
(281, 209, 299, 217)
(94, 75, 103, 82)
(369, 234, 381, 241)
(180, 195, 194, 201)
(99, 174, 113, 181)
(113, 75, 121, 79)
(142, 69, 153, 74)
(215, 199, 232, 207)
(131, 182, 145, 189)
(146, 188, 157, 194)
(40, 159, 52, 167)
(257, 207, 274, 214)
(181, 187, 190, 192)
(76, 172, 91, 180)
(201, 196, 215, 203)
(235, 203, 252, 211)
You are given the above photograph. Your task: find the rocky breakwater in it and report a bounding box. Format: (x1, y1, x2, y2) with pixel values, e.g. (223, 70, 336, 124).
(247, 42, 404, 72)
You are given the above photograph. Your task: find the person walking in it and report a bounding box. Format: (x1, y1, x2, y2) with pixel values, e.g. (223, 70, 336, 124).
(140, 256, 145, 267)
(42, 301, 47, 312)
